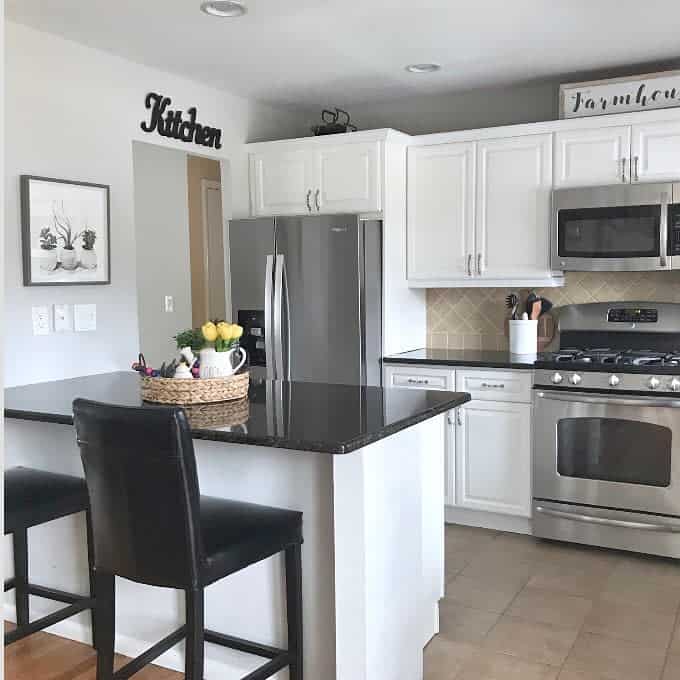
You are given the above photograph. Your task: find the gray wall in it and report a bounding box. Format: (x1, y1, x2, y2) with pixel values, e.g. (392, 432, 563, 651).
(133, 142, 191, 367)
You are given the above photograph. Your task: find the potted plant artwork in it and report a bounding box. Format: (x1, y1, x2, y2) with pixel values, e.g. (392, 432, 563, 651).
(80, 227, 97, 270)
(52, 202, 80, 271)
(38, 227, 58, 272)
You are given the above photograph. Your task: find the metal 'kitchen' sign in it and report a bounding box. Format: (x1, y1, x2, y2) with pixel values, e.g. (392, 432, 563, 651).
(140, 92, 223, 149)
(560, 71, 680, 119)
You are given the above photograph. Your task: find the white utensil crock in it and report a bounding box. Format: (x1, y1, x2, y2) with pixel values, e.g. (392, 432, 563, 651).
(509, 319, 538, 355)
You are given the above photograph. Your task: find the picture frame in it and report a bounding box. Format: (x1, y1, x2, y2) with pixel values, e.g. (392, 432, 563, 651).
(20, 175, 111, 286)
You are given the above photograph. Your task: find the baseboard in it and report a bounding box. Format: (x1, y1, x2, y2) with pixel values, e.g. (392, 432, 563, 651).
(445, 506, 531, 535)
(3, 603, 265, 679)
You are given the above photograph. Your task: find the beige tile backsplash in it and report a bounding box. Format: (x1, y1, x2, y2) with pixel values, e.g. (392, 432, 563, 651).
(427, 271, 680, 350)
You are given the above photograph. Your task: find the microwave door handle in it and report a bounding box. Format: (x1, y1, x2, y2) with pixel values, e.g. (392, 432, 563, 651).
(534, 506, 680, 533)
(660, 192, 669, 268)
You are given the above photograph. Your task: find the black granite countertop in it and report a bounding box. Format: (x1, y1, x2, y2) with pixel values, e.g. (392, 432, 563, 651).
(383, 348, 537, 369)
(4, 372, 470, 455)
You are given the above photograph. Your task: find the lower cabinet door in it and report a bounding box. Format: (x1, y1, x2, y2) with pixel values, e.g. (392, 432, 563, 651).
(455, 401, 531, 517)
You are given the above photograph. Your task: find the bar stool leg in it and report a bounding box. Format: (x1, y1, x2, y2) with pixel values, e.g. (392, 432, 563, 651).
(94, 571, 115, 680)
(185, 586, 205, 680)
(85, 511, 98, 650)
(12, 529, 30, 628)
(285, 544, 303, 680)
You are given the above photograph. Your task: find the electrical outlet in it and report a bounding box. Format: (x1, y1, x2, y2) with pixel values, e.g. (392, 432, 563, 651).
(165, 295, 174, 313)
(54, 304, 73, 333)
(32, 306, 50, 335)
(74, 304, 97, 332)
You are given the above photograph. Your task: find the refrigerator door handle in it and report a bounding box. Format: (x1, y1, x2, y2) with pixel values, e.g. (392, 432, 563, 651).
(264, 254, 276, 379)
(273, 254, 290, 380)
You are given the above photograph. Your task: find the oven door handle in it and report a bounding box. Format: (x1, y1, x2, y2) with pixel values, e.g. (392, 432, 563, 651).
(535, 390, 680, 409)
(535, 505, 680, 533)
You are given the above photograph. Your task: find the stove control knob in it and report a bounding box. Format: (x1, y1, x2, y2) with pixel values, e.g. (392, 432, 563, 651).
(551, 372, 563, 385)
(569, 373, 582, 386)
(648, 377, 661, 390)
(670, 378, 680, 392)
(609, 375, 620, 387)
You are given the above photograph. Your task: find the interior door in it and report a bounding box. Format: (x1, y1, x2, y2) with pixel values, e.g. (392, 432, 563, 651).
(407, 142, 475, 283)
(275, 215, 362, 384)
(632, 120, 680, 183)
(554, 126, 631, 188)
(476, 134, 552, 280)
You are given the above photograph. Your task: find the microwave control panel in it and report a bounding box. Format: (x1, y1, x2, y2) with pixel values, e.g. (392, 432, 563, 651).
(669, 204, 680, 255)
(607, 308, 658, 323)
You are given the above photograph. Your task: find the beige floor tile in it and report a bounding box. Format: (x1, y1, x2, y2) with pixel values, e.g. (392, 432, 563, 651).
(423, 637, 478, 680)
(446, 575, 524, 614)
(456, 649, 559, 680)
(482, 615, 579, 666)
(663, 654, 680, 680)
(583, 600, 676, 650)
(438, 600, 501, 643)
(528, 560, 612, 599)
(562, 632, 667, 680)
(506, 587, 593, 629)
(670, 618, 680, 655)
(601, 570, 680, 615)
(613, 555, 680, 591)
(479, 532, 546, 562)
(459, 553, 534, 586)
(557, 671, 612, 680)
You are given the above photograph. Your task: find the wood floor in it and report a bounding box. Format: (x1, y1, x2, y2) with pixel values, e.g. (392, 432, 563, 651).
(4, 624, 181, 680)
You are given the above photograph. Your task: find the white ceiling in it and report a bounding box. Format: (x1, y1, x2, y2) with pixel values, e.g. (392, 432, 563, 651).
(7, 0, 680, 111)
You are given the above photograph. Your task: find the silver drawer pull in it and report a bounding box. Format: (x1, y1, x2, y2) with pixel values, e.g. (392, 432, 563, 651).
(406, 378, 430, 385)
(480, 382, 505, 389)
(535, 506, 680, 533)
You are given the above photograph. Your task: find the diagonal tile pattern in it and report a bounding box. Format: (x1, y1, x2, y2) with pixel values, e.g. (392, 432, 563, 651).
(426, 271, 680, 350)
(425, 524, 680, 680)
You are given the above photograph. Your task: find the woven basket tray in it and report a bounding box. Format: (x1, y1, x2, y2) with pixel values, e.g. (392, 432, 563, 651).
(182, 398, 250, 429)
(140, 371, 249, 405)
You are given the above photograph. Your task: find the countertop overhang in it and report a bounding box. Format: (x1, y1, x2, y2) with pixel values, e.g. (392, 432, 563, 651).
(4, 372, 470, 455)
(383, 348, 537, 369)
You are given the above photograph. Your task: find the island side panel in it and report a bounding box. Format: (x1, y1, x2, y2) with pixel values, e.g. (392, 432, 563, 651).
(5, 419, 336, 680)
(332, 415, 446, 680)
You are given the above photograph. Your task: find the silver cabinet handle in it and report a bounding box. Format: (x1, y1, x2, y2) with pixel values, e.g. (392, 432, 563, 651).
(305, 190, 312, 212)
(407, 378, 430, 385)
(661, 191, 669, 267)
(621, 157, 627, 183)
(481, 382, 505, 389)
(314, 189, 320, 211)
(534, 506, 680, 533)
(477, 253, 483, 275)
(634, 155, 640, 182)
(456, 409, 463, 426)
(467, 254, 472, 276)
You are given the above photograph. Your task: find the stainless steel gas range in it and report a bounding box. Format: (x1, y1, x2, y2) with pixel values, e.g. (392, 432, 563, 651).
(532, 301, 680, 558)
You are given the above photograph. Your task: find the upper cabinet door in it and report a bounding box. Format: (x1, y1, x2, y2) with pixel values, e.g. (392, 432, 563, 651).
(632, 120, 680, 183)
(554, 126, 631, 187)
(315, 141, 382, 214)
(407, 142, 475, 283)
(249, 149, 315, 216)
(476, 134, 552, 280)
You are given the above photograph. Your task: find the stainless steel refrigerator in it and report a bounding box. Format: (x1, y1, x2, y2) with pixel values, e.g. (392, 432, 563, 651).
(229, 216, 382, 385)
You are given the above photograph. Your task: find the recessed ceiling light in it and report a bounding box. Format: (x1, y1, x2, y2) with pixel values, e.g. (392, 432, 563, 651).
(200, 0, 247, 17)
(405, 63, 441, 74)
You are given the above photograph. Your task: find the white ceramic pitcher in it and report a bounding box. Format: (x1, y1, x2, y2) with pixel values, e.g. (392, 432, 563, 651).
(199, 347, 247, 379)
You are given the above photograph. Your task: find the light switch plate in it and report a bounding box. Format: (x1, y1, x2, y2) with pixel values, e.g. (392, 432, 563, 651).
(54, 304, 73, 332)
(165, 295, 174, 313)
(74, 304, 97, 332)
(32, 306, 50, 335)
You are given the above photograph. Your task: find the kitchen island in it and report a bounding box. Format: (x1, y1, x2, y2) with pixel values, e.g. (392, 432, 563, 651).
(4, 372, 469, 680)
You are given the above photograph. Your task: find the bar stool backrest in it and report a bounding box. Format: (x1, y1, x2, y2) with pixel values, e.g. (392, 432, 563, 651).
(73, 399, 203, 589)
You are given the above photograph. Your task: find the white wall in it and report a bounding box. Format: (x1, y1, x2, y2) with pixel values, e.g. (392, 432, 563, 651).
(132, 143, 192, 367)
(351, 81, 558, 135)
(4, 21, 308, 387)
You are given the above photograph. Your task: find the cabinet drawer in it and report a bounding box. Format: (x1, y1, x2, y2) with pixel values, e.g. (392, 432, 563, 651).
(384, 365, 455, 391)
(456, 369, 532, 403)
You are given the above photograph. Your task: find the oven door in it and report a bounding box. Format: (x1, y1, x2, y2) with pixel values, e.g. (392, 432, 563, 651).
(533, 389, 680, 517)
(552, 183, 673, 271)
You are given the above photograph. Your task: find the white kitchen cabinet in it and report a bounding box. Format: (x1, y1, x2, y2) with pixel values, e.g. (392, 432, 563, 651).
(407, 142, 475, 283)
(631, 120, 680, 183)
(553, 126, 631, 188)
(249, 140, 382, 216)
(455, 400, 532, 517)
(476, 134, 552, 281)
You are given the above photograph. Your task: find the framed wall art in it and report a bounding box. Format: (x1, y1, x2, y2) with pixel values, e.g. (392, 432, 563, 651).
(21, 175, 111, 286)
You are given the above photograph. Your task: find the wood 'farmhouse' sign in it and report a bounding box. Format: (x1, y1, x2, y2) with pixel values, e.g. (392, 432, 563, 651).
(560, 71, 680, 119)
(140, 92, 223, 149)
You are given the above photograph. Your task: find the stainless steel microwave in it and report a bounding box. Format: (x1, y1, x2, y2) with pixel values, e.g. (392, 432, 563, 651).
(552, 182, 680, 272)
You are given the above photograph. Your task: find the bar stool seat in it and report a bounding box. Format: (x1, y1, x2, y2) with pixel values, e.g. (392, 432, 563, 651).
(4, 466, 96, 646)
(200, 496, 303, 585)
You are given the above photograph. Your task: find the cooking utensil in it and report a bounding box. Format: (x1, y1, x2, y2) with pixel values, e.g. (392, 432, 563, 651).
(540, 297, 553, 317)
(525, 292, 538, 318)
(530, 299, 542, 320)
(505, 293, 519, 320)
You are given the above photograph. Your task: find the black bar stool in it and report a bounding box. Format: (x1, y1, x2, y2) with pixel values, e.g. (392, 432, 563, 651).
(4, 466, 96, 645)
(73, 398, 304, 680)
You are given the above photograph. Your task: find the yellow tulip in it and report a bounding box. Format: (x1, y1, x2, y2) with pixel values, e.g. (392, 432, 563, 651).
(201, 322, 218, 342)
(216, 322, 232, 341)
(232, 324, 244, 340)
